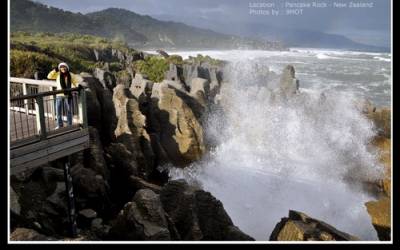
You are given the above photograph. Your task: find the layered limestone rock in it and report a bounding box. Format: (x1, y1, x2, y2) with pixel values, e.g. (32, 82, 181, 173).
(108, 182, 254, 241)
(189, 77, 210, 107)
(92, 48, 143, 64)
(159, 180, 254, 241)
(270, 210, 359, 241)
(113, 84, 154, 178)
(367, 107, 391, 139)
(365, 197, 391, 241)
(109, 189, 171, 240)
(85, 127, 109, 179)
(129, 73, 153, 99)
(77, 73, 117, 144)
(370, 135, 391, 196)
(150, 82, 205, 167)
(93, 67, 116, 92)
(363, 105, 391, 240)
(355, 100, 392, 241)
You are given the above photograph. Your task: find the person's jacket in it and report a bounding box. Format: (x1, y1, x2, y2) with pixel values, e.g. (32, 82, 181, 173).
(47, 70, 80, 97)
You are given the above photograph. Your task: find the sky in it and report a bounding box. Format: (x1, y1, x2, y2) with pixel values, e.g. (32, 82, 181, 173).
(32, 0, 391, 47)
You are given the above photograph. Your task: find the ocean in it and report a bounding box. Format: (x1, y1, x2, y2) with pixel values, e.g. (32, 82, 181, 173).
(169, 48, 391, 107)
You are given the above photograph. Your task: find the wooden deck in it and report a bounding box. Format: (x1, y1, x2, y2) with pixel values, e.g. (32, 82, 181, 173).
(9, 79, 89, 175)
(10, 128, 90, 175)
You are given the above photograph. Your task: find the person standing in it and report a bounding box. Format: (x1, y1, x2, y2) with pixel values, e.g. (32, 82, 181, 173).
(47, 62, 81, 129)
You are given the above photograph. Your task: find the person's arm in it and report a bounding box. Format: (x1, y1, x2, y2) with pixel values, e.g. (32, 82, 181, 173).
(47, 67, 59, 80)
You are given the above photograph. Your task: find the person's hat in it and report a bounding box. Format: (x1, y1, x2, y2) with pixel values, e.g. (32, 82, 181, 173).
(58, 62, 69, 71)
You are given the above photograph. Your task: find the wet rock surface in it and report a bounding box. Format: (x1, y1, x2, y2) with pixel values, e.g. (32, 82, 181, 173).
(363, 105, 391, 240)
(159, 180, 254, 241)
(150, 82, 206, 167)
(269, 210, 359, 241)
(109, 189, 171, 240)
(365, 197, 391, 241)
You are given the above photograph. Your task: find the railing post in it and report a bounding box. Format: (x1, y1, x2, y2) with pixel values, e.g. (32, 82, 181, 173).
(22, 83, 28, 112)
(78, 88, 88, 128)
(53, 87, 57, 120)
(47, 86, 53, 119)
(35, 96, 47, 140)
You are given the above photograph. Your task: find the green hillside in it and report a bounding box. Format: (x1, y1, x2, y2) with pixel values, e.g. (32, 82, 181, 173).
(10, 32, 224, 83)
(11, 0, 284, 50)
(10, 32, 141, 77)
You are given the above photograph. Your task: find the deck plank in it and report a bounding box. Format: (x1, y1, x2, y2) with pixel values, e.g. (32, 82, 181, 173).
(11, 128, 89, 156)
(10, 131, 90, 174)
(11, 142, 89, 175)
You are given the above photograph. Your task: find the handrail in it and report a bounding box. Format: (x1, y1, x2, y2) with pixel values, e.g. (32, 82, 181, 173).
(10, 77, 58, 87)
(10, 86, 88, 144)
(10, 87, 85, 101)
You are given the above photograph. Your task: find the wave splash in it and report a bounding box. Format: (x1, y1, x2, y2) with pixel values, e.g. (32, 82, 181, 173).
(169, 56, 383, 240)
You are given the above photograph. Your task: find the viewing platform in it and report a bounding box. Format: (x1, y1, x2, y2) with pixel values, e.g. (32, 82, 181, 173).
(9, 77, 90, 175)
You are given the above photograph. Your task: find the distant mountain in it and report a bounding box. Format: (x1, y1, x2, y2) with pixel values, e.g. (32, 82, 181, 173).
(154, 14, 390, 53)
(10, 0, 285, 50)
(85, 8, 285, 50)
(10, 0, 147, 43)
(243, 25, 390, 52)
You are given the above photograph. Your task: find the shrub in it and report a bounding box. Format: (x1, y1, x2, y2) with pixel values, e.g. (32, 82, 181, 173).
(185, 54, 223, 66)
(109, 62, 123, 72)
(167, 55, 183, 65)
(10, 49, 58, 78)
(134, 56, 169, 82)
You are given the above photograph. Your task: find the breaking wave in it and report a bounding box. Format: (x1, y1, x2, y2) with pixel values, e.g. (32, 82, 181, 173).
(169, 52, 384, 240)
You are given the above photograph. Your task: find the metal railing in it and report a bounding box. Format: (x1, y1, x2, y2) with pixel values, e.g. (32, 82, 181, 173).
(10, 77, 57, 113)
(10, 79, 87, 145)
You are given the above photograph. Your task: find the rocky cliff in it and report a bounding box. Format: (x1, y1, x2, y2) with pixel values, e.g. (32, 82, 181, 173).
(10, 54, 253, 241)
